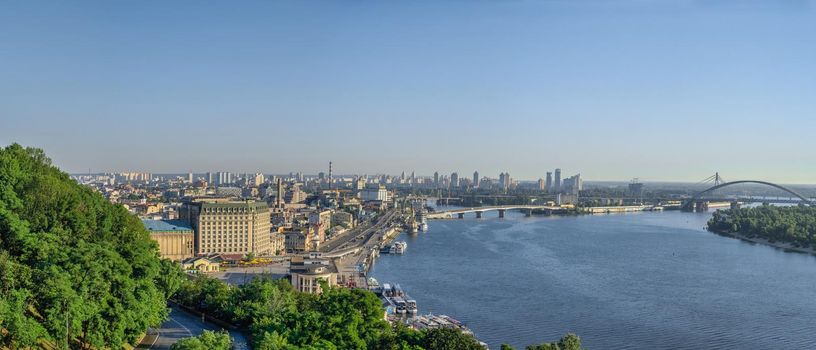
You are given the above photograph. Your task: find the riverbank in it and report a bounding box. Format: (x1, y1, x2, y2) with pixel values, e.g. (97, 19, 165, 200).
(368, 211, 816, 349)
(709, 229, 816, 256)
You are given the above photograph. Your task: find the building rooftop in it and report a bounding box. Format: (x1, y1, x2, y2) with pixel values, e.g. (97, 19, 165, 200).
(198, 200, 269, 209)
(290, 259, 338, 274)
(142, 219, 193, 232)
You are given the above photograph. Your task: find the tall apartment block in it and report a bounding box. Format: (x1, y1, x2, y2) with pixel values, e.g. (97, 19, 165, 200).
(181, 198, 272, 256)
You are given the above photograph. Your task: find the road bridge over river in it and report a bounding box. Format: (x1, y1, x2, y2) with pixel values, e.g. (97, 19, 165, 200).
(427, 205, 567, 219)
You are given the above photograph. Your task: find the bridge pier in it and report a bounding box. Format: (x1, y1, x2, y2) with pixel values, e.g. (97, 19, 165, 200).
(457, 213, 464, 219)
(475, 211, 482, 219)
(525, 209, 532, 217)
(730, 201, 741, 210)
(498, 209, 505, 218)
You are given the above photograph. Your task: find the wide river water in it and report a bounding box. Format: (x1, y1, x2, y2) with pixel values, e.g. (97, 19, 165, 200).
(368, 208, 816, 349)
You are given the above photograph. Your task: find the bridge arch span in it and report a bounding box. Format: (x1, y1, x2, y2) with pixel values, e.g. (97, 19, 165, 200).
(685, 180, 813, 208)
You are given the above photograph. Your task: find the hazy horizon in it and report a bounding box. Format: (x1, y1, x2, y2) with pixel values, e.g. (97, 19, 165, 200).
(3, 1, 815, 183)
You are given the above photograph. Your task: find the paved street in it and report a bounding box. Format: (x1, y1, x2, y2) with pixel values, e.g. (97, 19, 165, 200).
(138, 307, 249, 350)
(321, 209, 399, 252)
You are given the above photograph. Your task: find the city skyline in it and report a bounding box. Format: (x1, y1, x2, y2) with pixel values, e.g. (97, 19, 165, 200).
(3, 1, 816, 183)
(4, 2, 816, 349)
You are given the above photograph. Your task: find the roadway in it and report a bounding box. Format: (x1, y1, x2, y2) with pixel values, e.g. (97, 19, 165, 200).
(320, 209, 399, 252)
(137, 306, 249, 350)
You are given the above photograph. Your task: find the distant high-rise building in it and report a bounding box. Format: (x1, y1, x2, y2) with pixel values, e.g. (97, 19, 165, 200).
(206, 172, 213, 184)
(450, 172, 459, 188)
(434, 172, 439, 187)
(401, 171, 406, 181)
(355, 176, 366, 190)
(328, 161, 333, 189)
(216, 172, 233, 185)
(545, 172, 553, 192)
(187, 172, 193, 183)
(629, 179, 644, 200)
(575, 173, 582, 192)
(538, 178, 546, 190)
(499, 172, 509, 190)
(253, 173, 265, 187)
(499, 172, 511, 190)
(473, 171, 480, 188)
(562, 173, 582, 195)
(554, 169, 562, 193)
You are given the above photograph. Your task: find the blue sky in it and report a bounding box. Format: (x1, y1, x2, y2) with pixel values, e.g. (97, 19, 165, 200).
(2, 1, 815, 182)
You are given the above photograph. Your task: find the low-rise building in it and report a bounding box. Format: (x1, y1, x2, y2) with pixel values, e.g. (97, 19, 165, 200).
(142, 219, 195, 261)
(285, 184, 307, 204)
(289, 256, 338, 294)
(284, 230, 310, 254)
(332, 211, 355, 228)
(215, 186, 242, 198)
(309, 209, 332, 242)
(270, 232, 285, 255)
(180, 256, 221, 273)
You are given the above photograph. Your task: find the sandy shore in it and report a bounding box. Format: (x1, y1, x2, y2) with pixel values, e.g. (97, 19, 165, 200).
(711, 230, 816, 256)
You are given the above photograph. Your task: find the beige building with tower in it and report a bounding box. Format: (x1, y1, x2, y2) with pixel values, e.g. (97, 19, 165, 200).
(181, 198, 273, 256)
(142, 219, 195, 261)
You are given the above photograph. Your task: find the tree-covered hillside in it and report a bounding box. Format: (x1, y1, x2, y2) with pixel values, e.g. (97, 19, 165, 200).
(0, 144, 180, 348)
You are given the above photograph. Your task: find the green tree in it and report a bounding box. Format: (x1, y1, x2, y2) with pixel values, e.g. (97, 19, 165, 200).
(157, 258, 186, 299)
(0, 144, 172, 348)
(526, 333, 584, 350)
(171, 330, 233, 350)
(422, 328, 484, 350)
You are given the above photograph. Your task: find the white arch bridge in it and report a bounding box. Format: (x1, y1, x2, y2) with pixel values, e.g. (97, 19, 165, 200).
(683, 180, 814, 210)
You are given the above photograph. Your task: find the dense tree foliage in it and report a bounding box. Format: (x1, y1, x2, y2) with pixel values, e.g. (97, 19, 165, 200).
(171, 330, 232, 350)
(176, 276, 392, 349)
(0, 144, 180, 348)
(419, 328, 485, 350)
(499, 334, 583, 350)
(525, 333, 583, 350)
(176, 275, 580, 350)
(708, 204, 816, 248)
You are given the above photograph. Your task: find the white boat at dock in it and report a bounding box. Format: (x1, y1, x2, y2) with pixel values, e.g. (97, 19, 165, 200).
(378, 282, 418, 315)
(367, 277, 379, 290)
(389, 241, 407, 254)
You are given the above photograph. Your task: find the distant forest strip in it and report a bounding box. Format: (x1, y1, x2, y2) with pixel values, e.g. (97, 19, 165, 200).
(707, 205, 816, 248)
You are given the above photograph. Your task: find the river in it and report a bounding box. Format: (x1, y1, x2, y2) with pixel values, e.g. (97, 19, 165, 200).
(368, 208, 816, 349)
